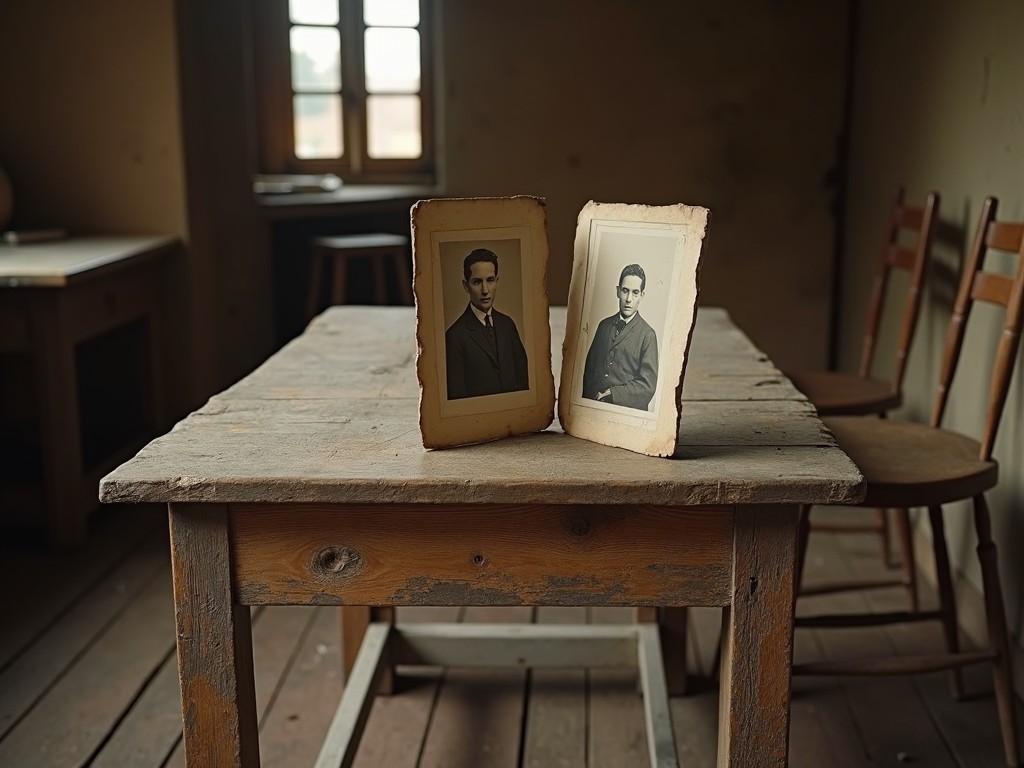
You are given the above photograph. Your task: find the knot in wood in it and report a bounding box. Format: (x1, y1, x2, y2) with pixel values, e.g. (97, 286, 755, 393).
(312, 546, 361, 577)
(472, 553, 487, 566)
(569, 517, 591, 537)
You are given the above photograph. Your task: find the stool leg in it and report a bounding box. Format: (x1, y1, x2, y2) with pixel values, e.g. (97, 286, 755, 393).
(394, 248, 414, 305)
(331, 254, 348, 306)
(372, 256, 388, 305)
(307, 248, 324, 321)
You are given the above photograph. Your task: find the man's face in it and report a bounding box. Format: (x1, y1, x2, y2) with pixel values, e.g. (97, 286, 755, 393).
(463, 260, 498, 313)
(617, 274, 644, 318)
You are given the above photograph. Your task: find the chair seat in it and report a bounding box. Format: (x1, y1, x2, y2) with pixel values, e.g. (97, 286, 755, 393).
(824, 416, 997, 508)
(787, 370, 901, 415)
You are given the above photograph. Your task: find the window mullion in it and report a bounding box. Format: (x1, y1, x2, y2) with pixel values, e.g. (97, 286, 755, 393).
(339, 0, 367, 174)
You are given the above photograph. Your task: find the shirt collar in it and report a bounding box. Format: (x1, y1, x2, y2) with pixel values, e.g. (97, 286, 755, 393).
(618, 312, 637, 325)
(469, 303, 492, 325)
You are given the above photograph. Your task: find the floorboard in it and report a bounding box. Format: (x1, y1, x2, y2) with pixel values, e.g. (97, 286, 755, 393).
(353, 607, 460, 768)
(522, 606, 588, 768)
(0, 503, 1018, 767)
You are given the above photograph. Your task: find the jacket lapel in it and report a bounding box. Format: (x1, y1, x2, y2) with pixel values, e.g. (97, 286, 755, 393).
(463, 307, 499, 365)
(607, 315, 636, 352)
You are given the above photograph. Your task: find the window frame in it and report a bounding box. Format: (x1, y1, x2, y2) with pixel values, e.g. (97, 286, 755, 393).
(252, 0, 436, 183)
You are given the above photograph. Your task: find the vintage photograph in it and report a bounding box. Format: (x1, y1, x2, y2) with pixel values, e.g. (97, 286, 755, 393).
(559, 201, 710, 457)
(442, 240, 529, 401)
(413, 196, 555, 448)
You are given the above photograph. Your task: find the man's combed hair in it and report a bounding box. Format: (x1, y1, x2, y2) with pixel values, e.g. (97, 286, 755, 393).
(619, 263, 646, 292)
(464, 248, 499, 281)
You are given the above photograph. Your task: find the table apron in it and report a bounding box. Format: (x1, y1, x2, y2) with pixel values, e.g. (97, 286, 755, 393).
(228, 503, 735, 607)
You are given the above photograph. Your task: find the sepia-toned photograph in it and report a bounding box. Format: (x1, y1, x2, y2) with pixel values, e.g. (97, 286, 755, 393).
(413, 196, 555, 448)
(559, 201, 710, 457)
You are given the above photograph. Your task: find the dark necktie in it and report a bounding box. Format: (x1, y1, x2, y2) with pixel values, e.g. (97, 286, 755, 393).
(485, 313, 497, 352)
(613, 317, 626, 338)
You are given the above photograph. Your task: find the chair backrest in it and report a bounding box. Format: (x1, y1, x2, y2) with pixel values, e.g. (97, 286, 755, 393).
(859, 186, 940, 393)
(930, 196, 1024, 460)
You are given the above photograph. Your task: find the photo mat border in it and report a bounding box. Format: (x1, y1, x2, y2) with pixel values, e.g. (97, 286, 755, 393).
(413, 196, 555, 449)
(558, 200, 709, 457)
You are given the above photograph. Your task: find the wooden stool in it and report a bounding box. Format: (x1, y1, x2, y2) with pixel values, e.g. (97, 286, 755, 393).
(307, 233, 412, 320)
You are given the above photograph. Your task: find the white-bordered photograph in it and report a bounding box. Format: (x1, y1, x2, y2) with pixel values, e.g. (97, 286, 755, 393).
(559, 201, 710, 457)
(413, 196, 555, 448)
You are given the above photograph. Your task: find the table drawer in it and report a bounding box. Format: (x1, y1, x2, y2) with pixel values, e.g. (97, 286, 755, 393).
(65, 268, 155, 342)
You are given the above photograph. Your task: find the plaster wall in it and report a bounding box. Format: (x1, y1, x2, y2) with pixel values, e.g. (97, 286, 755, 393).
(0, 0, 186, 235)
(840, 0, 1024, 652)
(441, 0, 850, 370)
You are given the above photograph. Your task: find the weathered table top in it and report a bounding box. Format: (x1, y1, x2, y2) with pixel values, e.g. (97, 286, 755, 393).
(0, 235, 177, 287)
(100, 306, 863, 508)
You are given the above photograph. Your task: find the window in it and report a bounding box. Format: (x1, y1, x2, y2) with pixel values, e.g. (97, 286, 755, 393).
(253, 0, 435, 182)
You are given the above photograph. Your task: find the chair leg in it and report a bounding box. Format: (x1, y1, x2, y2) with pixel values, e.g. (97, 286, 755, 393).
(893, 507, 919, 612)
(330, 255, 348, 306)
(876, 507, 893, 567)
(372, 256, 389, 304)
(927, 505, 964, 700)
(973, 494, 1020, 766)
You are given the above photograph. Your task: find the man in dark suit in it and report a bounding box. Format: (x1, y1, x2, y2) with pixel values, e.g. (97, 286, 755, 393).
(582, 263, 659, 411)
(445, 248, 529, 400)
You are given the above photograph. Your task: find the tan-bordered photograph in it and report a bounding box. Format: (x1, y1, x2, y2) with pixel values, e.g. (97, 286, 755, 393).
(413, 196, 555, 448)
(558, 201, 710, 457)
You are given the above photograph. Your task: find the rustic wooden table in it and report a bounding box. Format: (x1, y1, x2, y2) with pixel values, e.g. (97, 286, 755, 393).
(100, 306, 863, 767)
(1, 235, 177, 548)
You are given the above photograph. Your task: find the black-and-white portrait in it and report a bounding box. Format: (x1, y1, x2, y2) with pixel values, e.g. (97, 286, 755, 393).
(412, 196, 555, 449)
(559, 201, 709, 457)
(581, 262, 659, 411)
(443, 243, 529, 400)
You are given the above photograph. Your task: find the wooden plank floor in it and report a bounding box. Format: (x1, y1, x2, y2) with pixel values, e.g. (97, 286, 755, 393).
(0, 504, 1019, 767)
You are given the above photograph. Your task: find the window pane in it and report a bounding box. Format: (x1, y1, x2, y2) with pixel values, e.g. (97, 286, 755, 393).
(294, 94, 343, 158)
(367, 95, 421, 158)
(365, 28, 419, 93)
(364, 0, 419, 27)
(291, 26, 341, 91)
(289, 0, 338, 25)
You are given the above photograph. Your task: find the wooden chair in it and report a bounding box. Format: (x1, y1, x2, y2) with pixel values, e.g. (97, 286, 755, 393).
(307, 233, 412, 320)
(795, 197, 1022, 766)
(791, 186, 939, 610)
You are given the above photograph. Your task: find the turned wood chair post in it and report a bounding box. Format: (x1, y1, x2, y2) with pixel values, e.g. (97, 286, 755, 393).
(889, 191, 940, 394)
(928, 197, 1024, 724)
(974, 492, 1019, 766)
(858, 185, 903, 380)
(802, 197, 1024, 766)
(927, 504, 963, 699)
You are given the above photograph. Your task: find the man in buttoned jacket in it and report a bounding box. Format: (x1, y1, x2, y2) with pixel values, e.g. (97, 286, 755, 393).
(445, 248, 529, 400)
(581, 263, 659, 411)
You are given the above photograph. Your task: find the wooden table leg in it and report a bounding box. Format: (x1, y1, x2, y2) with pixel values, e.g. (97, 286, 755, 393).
(170, 503, 260, 768)
(341, 606, 395, 694)
(31, 295, 85, 549)
(636, 607, 688, 695)
(717, 504, 798, 767)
